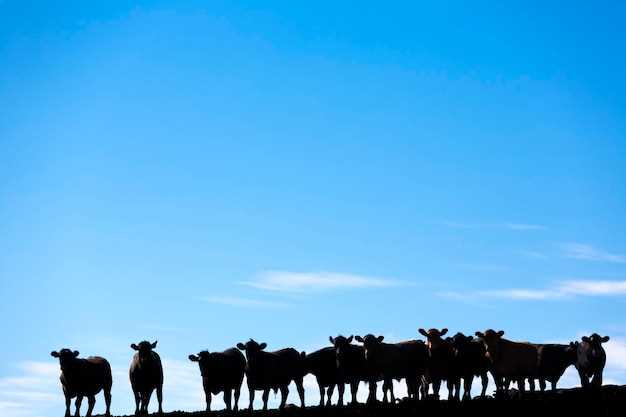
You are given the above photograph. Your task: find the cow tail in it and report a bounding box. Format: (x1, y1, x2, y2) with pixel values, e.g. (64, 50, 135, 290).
(300, 351, 307, 376)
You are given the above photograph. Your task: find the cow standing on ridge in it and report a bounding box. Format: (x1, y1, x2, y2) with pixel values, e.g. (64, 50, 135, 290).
(237, 339, 306, 411)
(475, 330, 538, 394)
(303, 347, 343, 407)
(51, 349, 112, 417)
(355, 334, 427, 403)
(329, 335, 369, 405)
(129, 341, 163, 415)
(576, 333, 609, 389)
(188, 348, 245, 411)
(419, 328, 455, 400)
(447, 332, 489, 400)
(533, 343, 578, 391)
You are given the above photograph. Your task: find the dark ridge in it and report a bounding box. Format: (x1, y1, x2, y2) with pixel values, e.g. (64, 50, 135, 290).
(94, 385, 626, 417)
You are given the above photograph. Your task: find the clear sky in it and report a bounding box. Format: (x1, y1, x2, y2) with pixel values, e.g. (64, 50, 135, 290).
(1, 1, 626, 416)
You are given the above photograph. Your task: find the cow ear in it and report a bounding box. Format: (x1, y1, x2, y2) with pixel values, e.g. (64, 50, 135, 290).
(569, 342, 576, 348)
(601, 336, 610, 343)
(445, 337, 452, 343)
(189, 354, 199, 362)
(355, 335, 364, 343)
(236, 343, 246, 350)
(497, 330, 505, 337)
(582, 336, 590, 343)
(377, 336, 384, 342)
(466, 335, 474, 342)
(440, 328, 448, 336)
(259, 343, 267, 350)
(151, 341, 158, 349)
(418, 328, 428, 337)
(475, 331, 484, 338)
(329, 336, 335, 344)
(51, 351, 59, 358)
(131, 344, 139, 351)
(347, 335, 353, 343)
(73, 351, 79, 357)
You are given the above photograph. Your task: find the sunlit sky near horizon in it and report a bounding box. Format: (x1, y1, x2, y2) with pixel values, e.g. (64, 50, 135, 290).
(1, 1, 626, 416)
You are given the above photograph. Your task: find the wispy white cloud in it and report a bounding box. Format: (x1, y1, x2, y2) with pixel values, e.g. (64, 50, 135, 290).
(518, 250, 549, 260)
(202, 295, 289, 309)
(562, 243, 626, 263)
(242, 271, 403, 293)
(0, 361, 62, 417)
(439, 279, 626, 301)
(441, 221, 545, 231)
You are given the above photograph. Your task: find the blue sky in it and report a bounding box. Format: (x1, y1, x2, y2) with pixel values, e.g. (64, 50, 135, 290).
(1, 1, 626, 416)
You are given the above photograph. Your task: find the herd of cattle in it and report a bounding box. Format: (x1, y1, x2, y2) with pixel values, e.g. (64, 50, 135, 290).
(50, 329, 611, 417)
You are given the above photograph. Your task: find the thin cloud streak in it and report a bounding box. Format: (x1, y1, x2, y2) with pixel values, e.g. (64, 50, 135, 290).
(439, 279, 626, 301)
(202, 296, 289, 309)
(441, 221, 546, 231)
(562, 243, 626, 263)
(242, 271, 403, 293)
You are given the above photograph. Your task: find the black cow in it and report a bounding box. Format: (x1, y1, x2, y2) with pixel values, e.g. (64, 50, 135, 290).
(419, 328, 455, 400)
(304, 347, 343, 407)
(129, 341, 163, 415)
(355, 334, 427, 404)
(188, 348, 246, 411)
(236, 339, 305, 410)
(329, 335, 369, 405)
(532, 343, 578, 391)
(50, 349, 112, 417)
(576, 333, 609, 389)
(447, 332, 489, 400)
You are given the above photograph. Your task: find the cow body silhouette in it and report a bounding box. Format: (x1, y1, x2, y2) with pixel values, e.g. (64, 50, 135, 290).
(534, 343, 578, 391)
(419, 328, 455, 400)
(189, 348, 245, 411)
(576, 333, 609, 388)
(50, 349, 112, 417)
(330, 335, 369, 405)
(237, 339, 305, 411)
(129, 340, 163, 415)
(304, 347, 344, 407)
(447, 332, 489, 400)
(355, 334, 427, 404)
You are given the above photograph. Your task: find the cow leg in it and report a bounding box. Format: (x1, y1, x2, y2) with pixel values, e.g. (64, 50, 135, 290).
(318, 379, 325, 407)
(432, 379, 441, 400)
(578, 370, 589, 389)
(381, 379, 390, 403)
(224, 389, 232, 411)
(133, 390, 141, 415)
(295, 377, 305, 408)
(103, 387, 112, 417)
(205, 391, 212, 412)
(350, 381, 359, 404)
(367, 380, 377, 404)
(517, 378, 526, 393)
(86, 395, 95, 417)
(262, 388, 270, 411)
(406, 377, 416, 401)
(156, 385, 163, 414)
(64, 393, 71, 417)
(529, 378, 536, 393)
(592, 372, 603, 388)
(388, 380, 395, 403)
(551, 381, 557, 391)
(248, 386, 255, 411)
(539, 378, 546, 392)
(234, 385, 241, 411)
(143, 390, 153, 414)
(337, 382, 345, 406)
(74, 395, 83, 417)
(326, 384, 335, 407)
(463, 376, 473, 400)
(446, 379, 455, 401)
(480, 373, 488, 397)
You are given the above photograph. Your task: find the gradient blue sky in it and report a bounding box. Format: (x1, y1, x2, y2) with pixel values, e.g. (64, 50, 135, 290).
(2, 1, 626, 416)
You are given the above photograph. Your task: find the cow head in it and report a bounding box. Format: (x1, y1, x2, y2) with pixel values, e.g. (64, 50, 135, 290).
(354, 334, 384, 361)
(418, 328, 449, 351)
(236, 339, 267, 361)
(582, 333, 610, 347)
(565, 341, 579, 364)
(189, 351, 212, 374)
(329, 335, 354, 369)
(448, 332, 474, 352)
(474, 329, 504, 361)
(50, 348, 79, 368)
(131, 340, 158, 365)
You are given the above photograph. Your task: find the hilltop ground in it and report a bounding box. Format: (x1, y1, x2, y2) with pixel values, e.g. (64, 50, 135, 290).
(101, 385, 626, 417)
